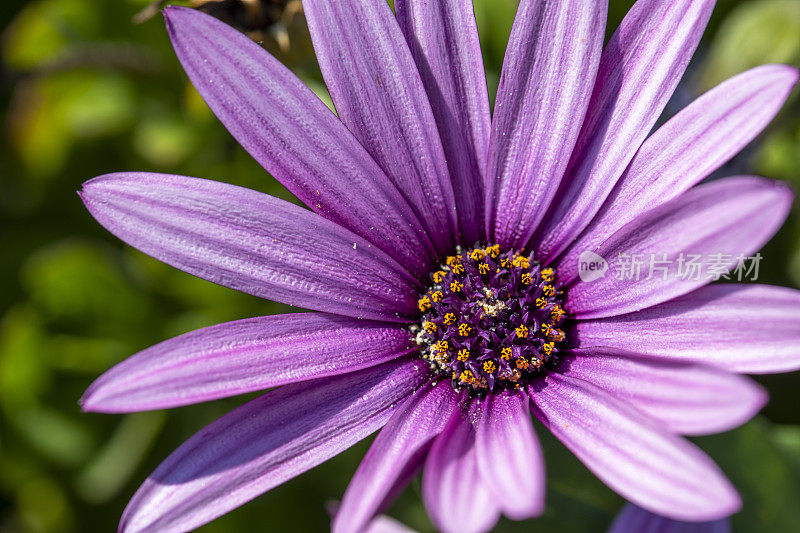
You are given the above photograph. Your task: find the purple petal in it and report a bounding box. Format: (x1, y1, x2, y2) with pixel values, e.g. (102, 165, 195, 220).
(566, 176, 793, 319)
(608, 503, 731, 533)
(81, 313, 417, 413)
(475, 391, 545, 519)
(119, 357, 428, 533)
(362, 516, 418, 533)
(302, 0, 457, 253)
(334, 381, 459, 533)
(529, 372, 741, 522)
(328, 502, 419, 533)
(163, 6, 435, 277)
(559, 64, 799, 282)
(80, 173, 421, 322)
(395, 0, 491, 244)
(536, 0, 715, 261)
(486, 0, 606, 249)
(422, 403, 501, 533)
(573, 284, 800, 374)
(561, 348, 767, 435)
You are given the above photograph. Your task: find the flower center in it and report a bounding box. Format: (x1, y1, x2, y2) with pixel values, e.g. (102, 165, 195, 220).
(413, 245, 567, 394)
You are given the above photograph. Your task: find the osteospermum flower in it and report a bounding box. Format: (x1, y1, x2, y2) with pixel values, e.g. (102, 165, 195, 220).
(608, 503, 730, 533)
(78, 1, 800, 532)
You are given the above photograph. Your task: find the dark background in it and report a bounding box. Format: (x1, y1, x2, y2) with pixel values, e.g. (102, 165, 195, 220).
(2, 0, 800, 531)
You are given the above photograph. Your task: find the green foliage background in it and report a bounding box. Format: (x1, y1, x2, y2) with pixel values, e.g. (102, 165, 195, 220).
(1, 0, 800, 531)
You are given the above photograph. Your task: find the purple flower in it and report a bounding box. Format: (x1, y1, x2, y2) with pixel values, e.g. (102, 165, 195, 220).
(609, 503, 730, 533)
(78, 1, 800, 532)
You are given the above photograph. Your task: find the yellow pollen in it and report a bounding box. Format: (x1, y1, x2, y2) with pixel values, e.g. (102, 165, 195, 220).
(550, 305, 564, 321)
(483, 360, 497, 374)
(542, 285, 555, 297)
(446, 255, 459, 267)
(418, 295, 431, 312)
(541, 268, 554, 282)
(424, 321, 437, 333)
(443, 313, 456, 325)
(516, 357, 530, 370)
(500, 347, 513, 360)
(535, 297, 548, 309)
(432, 270, 446, 283)
(458, 323, 471, 336)
(459, 370, 476, 384)
(478, 263, 491, 275)
(485, 245, 500, 258)
(451, 263, 464, 275)
(516, 325, 529, 338)
(542, 342, 555, 355)
(450, 280, 463, 292)
(512, 255, 530, 269)
(430, 290, 443, 302)
(500, 258, 510, 268)
(541, 323, 553, 336)
(435, 340, 449, 353)
(521, 272, 532, 285)
(457, 349, 470, 362)
(469, 249, 486, 261)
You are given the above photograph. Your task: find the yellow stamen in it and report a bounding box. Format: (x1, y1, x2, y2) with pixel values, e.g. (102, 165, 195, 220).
(418, 295, 431, 312)
(483, 360, 497, 374)
(542, 342, 555, 355)
(512, 255, 530, 269)
(458, 323, 471, 336)
(516, 357, 530, 370)
(443, 313, 456, 325)
(541, 268, 554, 282)
(516, 325, 529, 338)
(521, 272, 532, 285)
(485, 245, 500, 258)
(432, 270, 446, 283)
(542, 285, 555, 297)
(430, 290, 443, 303)
(459, 370, 475, 384)
(450, 280, 463, 292)
(500, 347, 513, 360)
(424, 321, 437, 333)
(478, 263, 491, 275)
(470, 249, 486, 261)
(457, 349, 470, 362)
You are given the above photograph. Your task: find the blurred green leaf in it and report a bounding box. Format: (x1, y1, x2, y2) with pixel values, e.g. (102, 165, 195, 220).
(10, 406, 94, 467)
(8, 71, 137, 177)
(756, 123, 800, 185)
(0, 306, 50, 407)
(47, 334, 130, 374)
(21, 240, 148, 327)
(697, 417, 800, 530)
(75, 411, 166, 503)
(133, 113, 199, 167)
(698, 0, 800, 90)
(2, 0, 100, 70)
(16, 477, 72, 533)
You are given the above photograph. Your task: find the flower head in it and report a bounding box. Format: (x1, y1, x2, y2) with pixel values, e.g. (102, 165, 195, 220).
(79, 1, 800, 532)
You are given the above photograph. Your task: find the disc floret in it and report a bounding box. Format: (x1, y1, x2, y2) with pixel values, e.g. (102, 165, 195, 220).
(414, 245, 567, 394)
